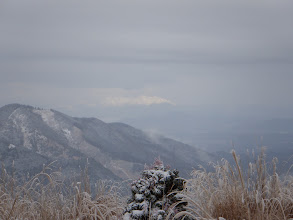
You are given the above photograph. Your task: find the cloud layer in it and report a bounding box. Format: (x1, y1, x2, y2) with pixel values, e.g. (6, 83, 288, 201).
(1, 0, 293, 120)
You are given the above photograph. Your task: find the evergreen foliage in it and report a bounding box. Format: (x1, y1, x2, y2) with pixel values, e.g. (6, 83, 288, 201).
(123, 157, 187, 220)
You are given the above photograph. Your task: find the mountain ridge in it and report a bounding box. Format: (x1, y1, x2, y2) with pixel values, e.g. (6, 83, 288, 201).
(0, 103, 211, 181)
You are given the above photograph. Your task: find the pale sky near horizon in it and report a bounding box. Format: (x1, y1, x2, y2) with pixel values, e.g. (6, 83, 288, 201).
(1, 0, 293, 123)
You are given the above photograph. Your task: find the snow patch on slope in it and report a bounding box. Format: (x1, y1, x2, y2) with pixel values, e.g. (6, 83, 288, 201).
(33, 109, 74, 142)
(33, 109, 60, 131)
(62, 128, 72, 140)
(8, 144, 16, 149)
(9, 109, 33, 149)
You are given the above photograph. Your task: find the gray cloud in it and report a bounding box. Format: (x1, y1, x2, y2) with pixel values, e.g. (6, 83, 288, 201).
(1, 0, 293, 120)
(1, 0, 293, 64)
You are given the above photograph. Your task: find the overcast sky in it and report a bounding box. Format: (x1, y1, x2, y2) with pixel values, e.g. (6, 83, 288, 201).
(1, 0, 293, 124)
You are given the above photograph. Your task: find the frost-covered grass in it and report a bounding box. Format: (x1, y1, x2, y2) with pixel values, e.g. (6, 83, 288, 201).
(171, 148, 293, 220)
(0, 162, 125, 219)
(1, 150, 292, 220)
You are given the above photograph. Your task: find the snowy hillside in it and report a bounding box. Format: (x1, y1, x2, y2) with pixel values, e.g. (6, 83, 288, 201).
(0, 104, 211, 180)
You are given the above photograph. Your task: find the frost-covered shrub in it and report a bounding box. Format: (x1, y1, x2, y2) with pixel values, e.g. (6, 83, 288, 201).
(123, 157, 187, 220)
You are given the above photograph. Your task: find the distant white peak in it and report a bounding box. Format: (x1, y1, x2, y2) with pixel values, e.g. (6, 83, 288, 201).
(8, 144, 16, 149)
(104, 96, 175, 106)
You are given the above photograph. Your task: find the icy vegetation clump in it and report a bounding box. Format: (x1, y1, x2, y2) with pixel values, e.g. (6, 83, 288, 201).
(123, 157, 187, 220)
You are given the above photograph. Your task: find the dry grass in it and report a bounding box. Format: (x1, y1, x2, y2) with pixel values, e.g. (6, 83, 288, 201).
(0, 162, 125, 220)
(1, 149, 292, 220)
(169, 148, 293, 220)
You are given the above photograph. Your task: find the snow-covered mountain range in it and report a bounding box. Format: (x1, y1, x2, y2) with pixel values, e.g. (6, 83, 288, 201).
(0, 104, 211, 180)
